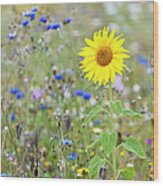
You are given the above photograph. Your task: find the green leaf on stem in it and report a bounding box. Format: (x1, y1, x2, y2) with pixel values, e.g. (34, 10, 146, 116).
(82, 106, 105, 127)
(100, 131, 117, 157)
(109, 100, 143, 119)
(121, 167, 136, 180)
(123, 137, 146, 159)
(110, 100, 123, 114)
(88, 155, 104, 178)
(122, 109, 143, 119)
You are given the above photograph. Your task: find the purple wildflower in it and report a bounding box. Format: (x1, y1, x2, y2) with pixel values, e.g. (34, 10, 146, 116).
(145, 139, 153, 145)
(114, 75, 124, 92)
(31, 88, 45, 100)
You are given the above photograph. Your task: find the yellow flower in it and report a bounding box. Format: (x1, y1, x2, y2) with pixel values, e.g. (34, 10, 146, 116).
(92, 127, 102, 134)
(119, 151, 125, 157)
(79, 27, 130, 85)
(77, 167, 89, 175)
(148, 162, 153, 166)
(43, 161, 52, 170)
(71, 165, 76, 171)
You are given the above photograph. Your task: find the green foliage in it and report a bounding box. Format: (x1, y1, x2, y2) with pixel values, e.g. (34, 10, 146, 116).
(121, 167, 136, 180)
(88, 155, 104, 179)
(87, 137, 100, 149)
(122, 109, 143, 118)
(110, 100, 143, 119)
(124, 137, 146, 159)
(100, 131, 117, 157)
(82, 106, 105, 127)
(110, 100, 123, 114)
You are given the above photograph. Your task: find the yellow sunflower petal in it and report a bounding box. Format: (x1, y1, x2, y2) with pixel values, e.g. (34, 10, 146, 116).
(78, 49, 95, 57)
(107, 29, 116, 45)
(109, 64, 115, 83)
(85, 38, 98, 49)
(81, 62, 96, 72)
(80, 56, 95, 65)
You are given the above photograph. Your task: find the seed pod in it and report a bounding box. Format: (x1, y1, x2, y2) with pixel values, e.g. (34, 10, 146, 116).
(99, 166, 107, 179)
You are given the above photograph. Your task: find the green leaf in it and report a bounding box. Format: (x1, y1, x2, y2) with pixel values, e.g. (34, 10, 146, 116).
(100, 131, 117, 157)
(123, 137, 146, 159)
(88, 155, 104, 178)
(82, 106, 104, 127)
(87, 137, 100, 149)
(110, 100, 123, 114)
(121, 167, 136, 180)
(122, 109, 143, 119)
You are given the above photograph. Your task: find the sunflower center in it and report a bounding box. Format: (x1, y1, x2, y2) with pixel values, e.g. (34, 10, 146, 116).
(96, 47, 113, 67)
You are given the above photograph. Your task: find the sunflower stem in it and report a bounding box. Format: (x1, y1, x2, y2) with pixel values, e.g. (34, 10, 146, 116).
(109, 83, 117, 180)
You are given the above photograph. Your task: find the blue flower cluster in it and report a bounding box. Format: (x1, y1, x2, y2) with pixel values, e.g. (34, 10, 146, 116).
(10, 87, 25, 100)
(44, 18, 72, 30)
(21, 5, 72, 31)
(74, 89, 91, 100)
(24, 11, 36, 21)
(45, 22, 61, 30)
(22, 6, 38, 27)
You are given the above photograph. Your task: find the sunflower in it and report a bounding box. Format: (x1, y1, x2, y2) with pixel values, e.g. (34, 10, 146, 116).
(79, 27, 130, 85)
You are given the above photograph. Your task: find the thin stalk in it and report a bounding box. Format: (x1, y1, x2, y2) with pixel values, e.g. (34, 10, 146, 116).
(109, 83, 117, 179)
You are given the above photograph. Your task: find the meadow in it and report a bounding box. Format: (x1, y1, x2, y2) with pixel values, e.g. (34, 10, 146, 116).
(1, 2, 154, 180)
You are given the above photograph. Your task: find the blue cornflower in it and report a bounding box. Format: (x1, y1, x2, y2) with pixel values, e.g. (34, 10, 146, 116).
(16, 93, 21, 100)
(7, 32, 17, 40)
(51, 23, 61, 30)
(74, 89, 84, 96)
(93, 120, 101, 125)
(67, 152, 77, 160)
(10, 87, 20, 95)
(82, 92, 91, 100)
(31, 6, 38, 12)
(138, 55, 148, 66)
(40, 104, 46, 110)
(50, 92, 56, 98)
(1, 173, 8, 177)
(10, 112, 15, 123)
(63, 18, 73, 24)
(39, 15, 47, 23)
(55, 74, 63, 80)
(62, 139, 72, 146)
(24, 11, 36, 20)
(16, 92, 25, 100)
(45, 24, 52, 30)
(29, 12, 36, 21)
(22, 20, 29, 27)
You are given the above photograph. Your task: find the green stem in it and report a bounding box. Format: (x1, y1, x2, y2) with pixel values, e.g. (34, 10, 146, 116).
(109, 83, 117, 179)
(116, 169, 122, 180)
(109, 83, 114, 131)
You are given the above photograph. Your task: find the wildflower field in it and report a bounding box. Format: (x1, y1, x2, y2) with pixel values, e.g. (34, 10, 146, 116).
(1, 1, 154, 180)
